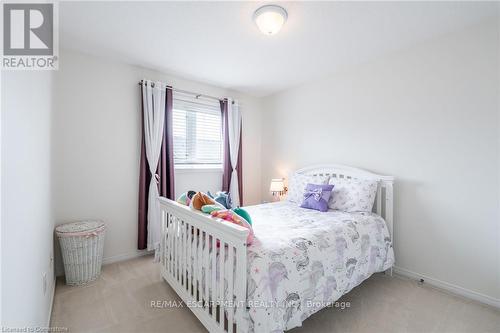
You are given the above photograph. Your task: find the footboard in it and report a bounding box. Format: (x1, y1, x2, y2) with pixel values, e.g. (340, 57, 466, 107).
(158, 197, 249, 333)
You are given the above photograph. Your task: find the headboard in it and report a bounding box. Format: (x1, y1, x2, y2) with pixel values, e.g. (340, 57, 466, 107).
(295, 164, 394, 241)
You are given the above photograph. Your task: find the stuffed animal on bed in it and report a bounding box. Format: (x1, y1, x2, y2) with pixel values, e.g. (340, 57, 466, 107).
(210, 209, 254, 245)
(201, 204, 224, 214)
(176, 190, 196, 206)
(190, 192, 217, 211)
(233, 207, 252, 226)
(207, 191, 232, 209)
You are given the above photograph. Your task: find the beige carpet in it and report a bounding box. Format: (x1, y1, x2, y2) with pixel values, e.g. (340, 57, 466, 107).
(50, 255, 499, 333)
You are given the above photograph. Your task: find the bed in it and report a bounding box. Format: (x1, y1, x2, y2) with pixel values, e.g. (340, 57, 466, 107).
(158, 164, 394, 333)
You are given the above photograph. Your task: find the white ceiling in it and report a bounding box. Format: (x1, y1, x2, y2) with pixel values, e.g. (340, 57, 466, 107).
(60, 1, 498, 97)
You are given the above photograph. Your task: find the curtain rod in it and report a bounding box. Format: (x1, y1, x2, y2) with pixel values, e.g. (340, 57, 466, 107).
(138, 80, 232, 103)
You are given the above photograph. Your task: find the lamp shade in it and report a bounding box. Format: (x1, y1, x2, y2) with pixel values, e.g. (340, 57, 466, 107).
(269, 178, 285, 192)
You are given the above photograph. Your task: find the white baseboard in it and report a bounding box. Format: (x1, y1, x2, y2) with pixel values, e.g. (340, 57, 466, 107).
(47, 277, 56, 327)
(102, 250, 153, 265)
(393, 266, 500, 309)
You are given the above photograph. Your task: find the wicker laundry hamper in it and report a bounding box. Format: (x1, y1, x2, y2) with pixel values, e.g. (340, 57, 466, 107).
(56, 220, 106, 285)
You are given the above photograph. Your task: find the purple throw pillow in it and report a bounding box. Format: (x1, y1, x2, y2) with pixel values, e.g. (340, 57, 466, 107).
(300, 183, 334, 212)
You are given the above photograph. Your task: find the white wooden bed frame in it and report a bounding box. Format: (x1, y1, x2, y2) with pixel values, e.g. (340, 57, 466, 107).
(158, 164, 394, 333)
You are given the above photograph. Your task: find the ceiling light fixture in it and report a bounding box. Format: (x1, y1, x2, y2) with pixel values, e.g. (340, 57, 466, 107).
(253, 5, 288, 35)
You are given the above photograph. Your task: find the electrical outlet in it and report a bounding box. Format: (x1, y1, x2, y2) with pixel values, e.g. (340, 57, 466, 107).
(42, 272, 47, 295)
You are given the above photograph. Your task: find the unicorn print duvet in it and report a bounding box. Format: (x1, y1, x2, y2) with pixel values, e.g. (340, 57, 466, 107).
(240, 201, 394, 333)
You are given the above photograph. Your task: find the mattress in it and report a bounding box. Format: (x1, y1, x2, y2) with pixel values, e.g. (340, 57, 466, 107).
(239, 201, 395, 332)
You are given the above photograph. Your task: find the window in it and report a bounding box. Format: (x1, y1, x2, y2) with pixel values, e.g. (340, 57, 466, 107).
(173, 95, 222, 166)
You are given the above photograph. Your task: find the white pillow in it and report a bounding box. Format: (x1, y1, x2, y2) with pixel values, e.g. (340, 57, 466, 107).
(328, 177, 378, 212)
(286, 174, 330, 204)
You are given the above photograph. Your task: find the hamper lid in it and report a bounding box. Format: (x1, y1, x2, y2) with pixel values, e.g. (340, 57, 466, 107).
(55, 220, 105, 236)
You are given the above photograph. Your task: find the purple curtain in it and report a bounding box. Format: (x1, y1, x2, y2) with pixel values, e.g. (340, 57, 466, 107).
(138, 86, 175, 250)
(220, 99, 243, 205)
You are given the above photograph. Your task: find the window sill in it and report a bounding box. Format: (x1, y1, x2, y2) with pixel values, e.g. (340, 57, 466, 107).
(174, 164, 223, 173)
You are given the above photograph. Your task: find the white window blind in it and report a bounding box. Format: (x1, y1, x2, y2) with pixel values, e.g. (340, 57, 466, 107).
(173, 94, 222, 165)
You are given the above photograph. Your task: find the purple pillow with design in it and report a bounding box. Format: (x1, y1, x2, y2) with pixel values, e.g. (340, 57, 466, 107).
(300, 183, 334, 212)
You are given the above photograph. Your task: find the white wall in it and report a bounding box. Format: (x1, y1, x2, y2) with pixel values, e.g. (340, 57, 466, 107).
(53, 50, 262, 273)
(175, 168, 222, 200)
(1, 71, 55, 326)
(261, 20, 499, 301)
